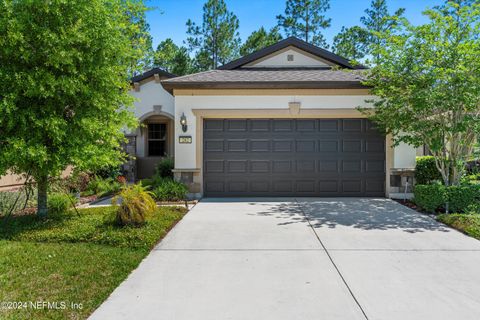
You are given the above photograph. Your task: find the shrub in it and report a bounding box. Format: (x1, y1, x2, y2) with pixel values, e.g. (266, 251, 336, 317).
(113, 184, 156, 226)
(85, 176, 121, 197)
(415, 156, 442, 185)
(152, 179, 188, 202)
(414, 184, 446, 213)
(447, 184, 480, 213)
(155, 157, 174, 179)
(0, 191, 27, 216)
(48, 193, 76, 214)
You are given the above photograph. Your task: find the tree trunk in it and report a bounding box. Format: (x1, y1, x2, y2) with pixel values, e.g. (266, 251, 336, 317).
(37, 175, 48, 217)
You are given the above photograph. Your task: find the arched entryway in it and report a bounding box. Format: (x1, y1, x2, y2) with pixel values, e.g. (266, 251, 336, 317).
(135, 111, 174, 180)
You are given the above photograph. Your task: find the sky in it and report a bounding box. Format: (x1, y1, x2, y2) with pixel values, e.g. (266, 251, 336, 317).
(146, 0, 445, 49)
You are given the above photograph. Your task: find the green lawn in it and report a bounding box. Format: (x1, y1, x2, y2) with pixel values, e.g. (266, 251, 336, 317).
(437, 213, 480, 240)
(0, 206, 187, 320)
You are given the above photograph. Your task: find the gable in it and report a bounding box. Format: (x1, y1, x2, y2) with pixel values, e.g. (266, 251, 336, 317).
(243, 46, 333, 68)
(218, 37, 365, 70)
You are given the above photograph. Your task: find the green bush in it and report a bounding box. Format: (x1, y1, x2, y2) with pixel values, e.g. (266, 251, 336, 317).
(414, 184, 446, 213)
(113, 184, 156, 226)
(0, 191, 27, 216)
(447, 184, 480, 213)
(415, 156, 442, 185)
(85, 176, 121, 197)
(48, 193, 76, 214)
(155, 157, 174, 179)
(152, 179, 188, 202)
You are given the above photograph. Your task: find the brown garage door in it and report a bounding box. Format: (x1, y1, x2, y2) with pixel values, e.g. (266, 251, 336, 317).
(203, 119, 385, 197)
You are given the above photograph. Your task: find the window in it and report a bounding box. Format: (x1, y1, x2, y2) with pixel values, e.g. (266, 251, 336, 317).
(147, 123, 167, 156)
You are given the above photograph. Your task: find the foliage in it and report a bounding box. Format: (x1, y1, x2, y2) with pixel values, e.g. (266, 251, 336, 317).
(0, 191, 27, 216)
(240, 26, 283, 55)
(186, 0, 241, 70)
(113, 184, 156, 226)
(361, 1, 480, 186)
(155, 157, 175, 179)
(437, 213, 480, 240)
(414, 184, 447, 213)
(0, 0, 145, 216)
(47, 193, 75, 215)
(447, 184, 480, 213)
(332, 26, 368, 61)
(154, 38, 195, 76)
(332, 0, 404, 62)
(277, 0, 331, 47)
(85, 176, 122, 197)
(0, 205, 186, 319)
(152, 179, 189, 202)
(0, 206, 186, 249)
(415, 156, 443, 185)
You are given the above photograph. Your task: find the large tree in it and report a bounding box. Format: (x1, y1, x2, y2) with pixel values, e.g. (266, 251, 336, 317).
(0, 0, 145, 216)
(361, 0, 480, 186)
(186, 0, 241, 70)
(154, 38, 194, 76)
(277, 0, 331, 47)
(240, 26, 283, 56)
(332, 0, 404, 62)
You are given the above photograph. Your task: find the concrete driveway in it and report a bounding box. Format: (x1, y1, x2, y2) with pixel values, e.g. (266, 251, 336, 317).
(90, 198, 480, 320)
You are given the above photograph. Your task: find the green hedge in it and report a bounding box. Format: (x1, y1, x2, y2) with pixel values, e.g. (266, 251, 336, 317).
(414, 184, 480, 213)
(415, 156, 442, 185)
(414, 184, 446, 213)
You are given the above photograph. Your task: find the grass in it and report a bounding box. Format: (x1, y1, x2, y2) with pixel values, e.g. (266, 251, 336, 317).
(437, 213, 480, 240)
(0, 206, 187, 320)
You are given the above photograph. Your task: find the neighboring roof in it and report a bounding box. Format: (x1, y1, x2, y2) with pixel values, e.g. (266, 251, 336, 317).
(161, 69, 368, 92)
(218, 37, 367, 70)
(131, 67, 176, 83)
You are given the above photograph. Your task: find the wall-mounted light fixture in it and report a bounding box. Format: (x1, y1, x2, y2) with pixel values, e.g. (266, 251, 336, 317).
(180, 112, 188, 132)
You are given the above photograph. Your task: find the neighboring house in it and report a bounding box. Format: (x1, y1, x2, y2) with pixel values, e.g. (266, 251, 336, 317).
(130, 37, 420, 199)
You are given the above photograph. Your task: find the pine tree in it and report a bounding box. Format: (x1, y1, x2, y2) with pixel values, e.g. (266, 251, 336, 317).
(240, 27, 283, 56)
(332, 0, 404, 62)
(154, 39, 194, 76)
(277, 0, 331, 47)
(186, 0, 240, 70)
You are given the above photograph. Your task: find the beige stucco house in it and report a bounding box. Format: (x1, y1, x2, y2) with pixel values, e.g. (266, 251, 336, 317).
(127, 37, 418, 199)
(0, 37, 418, 197)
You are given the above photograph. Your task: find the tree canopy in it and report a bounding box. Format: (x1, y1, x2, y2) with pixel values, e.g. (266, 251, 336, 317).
(154, 38, 194, 76)
(332, 0, 404, 62)
(362, 0, 480, 186)
(277, 0, 331, 47)
(0, 0, 146, 215)
(240, 26, 283, 56)
(186, 0, 241, 70)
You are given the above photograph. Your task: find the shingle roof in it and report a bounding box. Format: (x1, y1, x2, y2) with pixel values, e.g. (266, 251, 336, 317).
(131, 67, 176, 83)
(218, 37, 367, 70)
(161, 69, 368, 92)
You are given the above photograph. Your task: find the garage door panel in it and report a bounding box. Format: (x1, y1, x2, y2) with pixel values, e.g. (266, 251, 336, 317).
(250, 139, 270, 152)
(296, 140, 316, 152)
(204, 119, 385, 197)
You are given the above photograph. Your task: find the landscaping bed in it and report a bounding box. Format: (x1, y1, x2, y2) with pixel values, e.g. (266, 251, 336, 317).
(0, 205, 187, 320)
(437, 214, 480, 240)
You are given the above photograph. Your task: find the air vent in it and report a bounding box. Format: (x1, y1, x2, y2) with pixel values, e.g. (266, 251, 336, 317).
(287, 54, 294, 61)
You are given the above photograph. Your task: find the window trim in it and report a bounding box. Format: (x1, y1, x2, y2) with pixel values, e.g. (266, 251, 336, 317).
(146, 122, 168, 157)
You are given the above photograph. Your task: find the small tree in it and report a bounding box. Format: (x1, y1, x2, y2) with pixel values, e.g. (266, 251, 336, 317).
(0, 0, 145, 216)
(361, 1, 480, 187)
(277, 0, 331, 47)
(186, 0, 241, 70)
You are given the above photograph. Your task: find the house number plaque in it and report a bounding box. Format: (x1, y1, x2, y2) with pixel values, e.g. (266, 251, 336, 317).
(179, 136, 192, 144)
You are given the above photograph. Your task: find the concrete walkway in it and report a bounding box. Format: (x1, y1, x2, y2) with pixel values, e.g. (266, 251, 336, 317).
(89, 198, 480, 320)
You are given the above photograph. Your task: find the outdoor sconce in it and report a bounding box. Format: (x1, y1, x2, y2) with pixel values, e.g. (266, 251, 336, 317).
(180, 113, 188, 132)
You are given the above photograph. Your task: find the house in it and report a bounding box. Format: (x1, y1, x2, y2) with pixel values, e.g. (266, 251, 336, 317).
(128, 37, 420, 199)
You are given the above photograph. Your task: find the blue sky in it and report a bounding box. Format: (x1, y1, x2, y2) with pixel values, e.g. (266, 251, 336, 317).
(146, 0, 444, 49)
